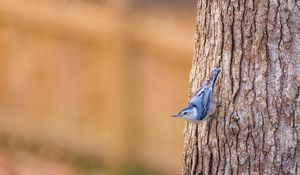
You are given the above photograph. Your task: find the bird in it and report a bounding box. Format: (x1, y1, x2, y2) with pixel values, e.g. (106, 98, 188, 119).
(171, 67, 221, 122)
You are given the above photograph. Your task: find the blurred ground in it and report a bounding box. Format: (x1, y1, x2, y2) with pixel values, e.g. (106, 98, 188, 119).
(0, 150, 80, 175)
(0, 0, 196, 174)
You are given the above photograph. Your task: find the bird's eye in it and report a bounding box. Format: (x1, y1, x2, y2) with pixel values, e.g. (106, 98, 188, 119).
(183, 112, 187, 115)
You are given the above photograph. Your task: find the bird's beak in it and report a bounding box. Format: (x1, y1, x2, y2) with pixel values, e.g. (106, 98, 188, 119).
(170, 114, 180, 117)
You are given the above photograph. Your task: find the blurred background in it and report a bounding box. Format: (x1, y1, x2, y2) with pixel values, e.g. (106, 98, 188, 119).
(0, 0, 196, 174)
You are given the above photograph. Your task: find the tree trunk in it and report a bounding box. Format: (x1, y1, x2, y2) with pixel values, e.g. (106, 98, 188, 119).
(183, 0, 300, 174)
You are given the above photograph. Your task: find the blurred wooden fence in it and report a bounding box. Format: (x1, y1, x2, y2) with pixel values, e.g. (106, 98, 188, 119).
(0, 0, 194, 174)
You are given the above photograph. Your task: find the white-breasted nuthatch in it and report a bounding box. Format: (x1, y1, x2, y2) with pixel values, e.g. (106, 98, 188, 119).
(171, 68, 221, 122)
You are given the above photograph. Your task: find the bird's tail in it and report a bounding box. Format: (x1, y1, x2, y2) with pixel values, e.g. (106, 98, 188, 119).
(209, 67, 221, 88)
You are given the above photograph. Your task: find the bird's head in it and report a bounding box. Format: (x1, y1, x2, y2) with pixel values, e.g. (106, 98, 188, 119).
(171, 106, 197, 120)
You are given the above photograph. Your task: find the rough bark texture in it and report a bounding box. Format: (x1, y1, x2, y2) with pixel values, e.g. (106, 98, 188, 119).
(183, 0, 300, 174)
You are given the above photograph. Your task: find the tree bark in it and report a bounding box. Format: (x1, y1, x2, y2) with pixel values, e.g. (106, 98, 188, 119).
(183, 0, 300, 174)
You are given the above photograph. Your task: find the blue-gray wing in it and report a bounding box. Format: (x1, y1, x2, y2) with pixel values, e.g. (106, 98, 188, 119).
(189, 68, 220, 120)
(189, 86, 212, 120)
